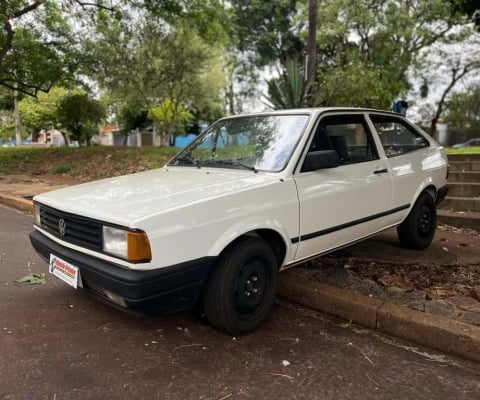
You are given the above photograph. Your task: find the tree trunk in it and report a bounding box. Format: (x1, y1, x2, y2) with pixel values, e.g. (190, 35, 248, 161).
(227, 81, 235, 115)
(32, 127, 40, 142)
(60, 131, 69, 146)
(430, 116, 439, 139)
(430, 63, 478, 137)
(306, 0, 318, 106)
(13, 85, 22, 146)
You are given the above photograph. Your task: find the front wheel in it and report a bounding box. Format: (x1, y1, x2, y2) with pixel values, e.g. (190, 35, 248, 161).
(397, 192, 437, 250)
(203, 237, 278, 335)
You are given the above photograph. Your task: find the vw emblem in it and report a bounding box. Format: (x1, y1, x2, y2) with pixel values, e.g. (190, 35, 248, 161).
(58, 218, 66, 236)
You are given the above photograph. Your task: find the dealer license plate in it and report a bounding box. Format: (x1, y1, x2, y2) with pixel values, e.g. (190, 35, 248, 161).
(49, 254, 80, 289)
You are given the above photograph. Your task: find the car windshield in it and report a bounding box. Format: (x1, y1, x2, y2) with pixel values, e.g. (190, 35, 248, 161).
(169, 114, 309, 172)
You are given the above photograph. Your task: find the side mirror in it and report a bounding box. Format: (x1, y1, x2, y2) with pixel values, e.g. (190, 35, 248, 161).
(302, 150, 340, 172)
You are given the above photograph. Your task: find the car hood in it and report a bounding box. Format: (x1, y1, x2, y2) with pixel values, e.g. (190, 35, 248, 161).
(34, 167, 277, 226)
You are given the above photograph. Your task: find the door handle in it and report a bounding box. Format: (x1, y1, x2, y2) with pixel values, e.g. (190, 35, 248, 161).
(374, 168, 388, 174)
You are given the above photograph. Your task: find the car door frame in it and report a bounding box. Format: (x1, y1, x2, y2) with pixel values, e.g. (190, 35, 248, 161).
(291, 110, 401, 262)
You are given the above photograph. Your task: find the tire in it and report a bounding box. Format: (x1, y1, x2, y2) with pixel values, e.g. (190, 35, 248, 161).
(397, 192, 437, 250)
(203, 237, 278, 335)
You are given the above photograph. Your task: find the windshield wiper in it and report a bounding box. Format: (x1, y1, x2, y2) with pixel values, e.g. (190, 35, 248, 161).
(173, 155, 201, 168)
(203, 159, 257, 173)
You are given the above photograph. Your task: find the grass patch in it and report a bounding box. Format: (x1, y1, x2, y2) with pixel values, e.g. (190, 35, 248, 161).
(446, 147, 480, 155)
(0, 146, 179, 180)
(53, 164, 76, 174)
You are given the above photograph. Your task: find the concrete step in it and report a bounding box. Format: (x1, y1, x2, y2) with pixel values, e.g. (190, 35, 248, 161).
(437, 210, 480, 231)
(440, 196, 480, 212)
(448, 171, 480, 182)
(447, 182, 480, 198)
(448, 161, 480, 172)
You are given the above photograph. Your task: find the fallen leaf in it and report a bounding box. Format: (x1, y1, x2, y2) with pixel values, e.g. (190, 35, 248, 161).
(15, 273, 46, 285)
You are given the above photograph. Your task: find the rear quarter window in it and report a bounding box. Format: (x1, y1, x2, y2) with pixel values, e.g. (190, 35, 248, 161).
(369, 115, 430, 158)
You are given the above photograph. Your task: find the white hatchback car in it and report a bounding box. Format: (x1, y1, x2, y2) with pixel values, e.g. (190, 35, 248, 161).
(30, 108, 448, 335)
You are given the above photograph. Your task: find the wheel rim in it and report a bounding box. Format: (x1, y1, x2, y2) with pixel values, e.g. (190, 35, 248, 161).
(234, 257, 269, 319)
(417, 205, 432, 237)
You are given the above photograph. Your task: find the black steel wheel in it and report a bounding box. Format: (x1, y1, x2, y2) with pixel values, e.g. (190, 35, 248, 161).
(203, 237, 278, 335)
(397, 192, 437, 250)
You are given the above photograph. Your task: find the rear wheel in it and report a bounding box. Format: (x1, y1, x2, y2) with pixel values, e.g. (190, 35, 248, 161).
(397, 192, 437, 250)
(203, 237, 278, 335)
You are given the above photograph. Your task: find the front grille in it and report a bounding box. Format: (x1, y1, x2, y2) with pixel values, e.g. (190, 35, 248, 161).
(38, 204, 102, 251)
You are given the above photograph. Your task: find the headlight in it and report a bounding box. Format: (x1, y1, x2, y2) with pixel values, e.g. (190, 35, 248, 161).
(33, 203, 41, 226)
(102, 226, 151, 262)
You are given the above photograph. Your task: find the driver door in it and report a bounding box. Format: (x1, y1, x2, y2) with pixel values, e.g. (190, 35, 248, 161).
(294, 113, 395, 261)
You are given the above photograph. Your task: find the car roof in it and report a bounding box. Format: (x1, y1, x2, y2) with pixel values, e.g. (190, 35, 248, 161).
(227, 107, 405, 119)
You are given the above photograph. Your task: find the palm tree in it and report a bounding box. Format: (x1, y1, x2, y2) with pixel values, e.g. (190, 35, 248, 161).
(263, 58, 312, 109)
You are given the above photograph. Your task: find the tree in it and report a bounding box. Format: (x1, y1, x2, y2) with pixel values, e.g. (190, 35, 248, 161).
(428, 59, 480, 136)
(116, 100, 149, 146)
(450, 0, 480, 28)
(306, 0, 318, 105)
(89, 14, 226, 146)
(148, 99, 193, 146)
(263, 58, 311, 109)
(413, 30, 480, 135)
(56, 92, 106, 146)
(0, 1, 119, 96)
(312, 0, 468, 108)
(444, 85, 480, 135)
(19, 87, 68, 140)
(230, 0, 305, 67)
(224, 0, 306, 113)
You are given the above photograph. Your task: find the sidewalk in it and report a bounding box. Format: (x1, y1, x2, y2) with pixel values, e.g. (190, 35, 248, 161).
(1, 175, 480, 363)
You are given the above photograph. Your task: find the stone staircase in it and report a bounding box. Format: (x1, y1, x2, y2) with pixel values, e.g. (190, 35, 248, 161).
(440, 154, 480, 212)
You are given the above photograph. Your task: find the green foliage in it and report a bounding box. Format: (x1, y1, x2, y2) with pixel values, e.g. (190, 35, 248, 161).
(0, 88, 13, 110)
(148, 99, 194, 137)
(0, 1, 112, 96)
(16, 273, 46, 285)
(0, 146, 179, 178)
(56, 92, 106, 146)
(19, 87, 68, 132)
(449, 0, 480, 27)
(0, 110, 15, 140)
(140, 0, 229, 43)
(90, 14, 226, 146)
(312, 0, 467, 108)
(53, 164, 76, 174)
(264, 59, 312, 109)
(446, 147, 480, 154)
(118, 102, 149, 132)
(230, 0, 304, 66)
(317, 62, 399, 109)
(444, 85, 480, 134)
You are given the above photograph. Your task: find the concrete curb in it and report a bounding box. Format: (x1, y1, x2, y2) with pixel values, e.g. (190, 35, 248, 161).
(438, 210, 480, 231)
(279, 271, 480, 363)
(0, 194, 33, 213)
(3, 193, 480, 363)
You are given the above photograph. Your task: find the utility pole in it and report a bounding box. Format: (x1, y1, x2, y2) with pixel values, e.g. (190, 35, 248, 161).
(14, 83, 22, 147)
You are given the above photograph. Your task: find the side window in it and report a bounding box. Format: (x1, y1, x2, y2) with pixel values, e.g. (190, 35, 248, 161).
(308, 114, 379, 165)
(370, 115, 430, 158)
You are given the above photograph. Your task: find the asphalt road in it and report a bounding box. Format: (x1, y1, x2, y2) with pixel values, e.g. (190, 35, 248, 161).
(1, 205, 479, 400)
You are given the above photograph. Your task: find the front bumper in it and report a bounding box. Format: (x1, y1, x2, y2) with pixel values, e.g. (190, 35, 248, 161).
(30, 230, 215, 315)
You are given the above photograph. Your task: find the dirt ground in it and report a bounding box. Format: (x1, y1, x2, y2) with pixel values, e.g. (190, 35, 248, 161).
(296, 225, 480, 325)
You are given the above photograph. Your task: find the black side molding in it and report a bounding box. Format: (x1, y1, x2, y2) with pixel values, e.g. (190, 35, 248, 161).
(291, 204, 410, 244)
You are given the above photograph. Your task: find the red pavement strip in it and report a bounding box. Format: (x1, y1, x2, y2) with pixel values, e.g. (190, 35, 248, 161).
(2, 193, 480, 363)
